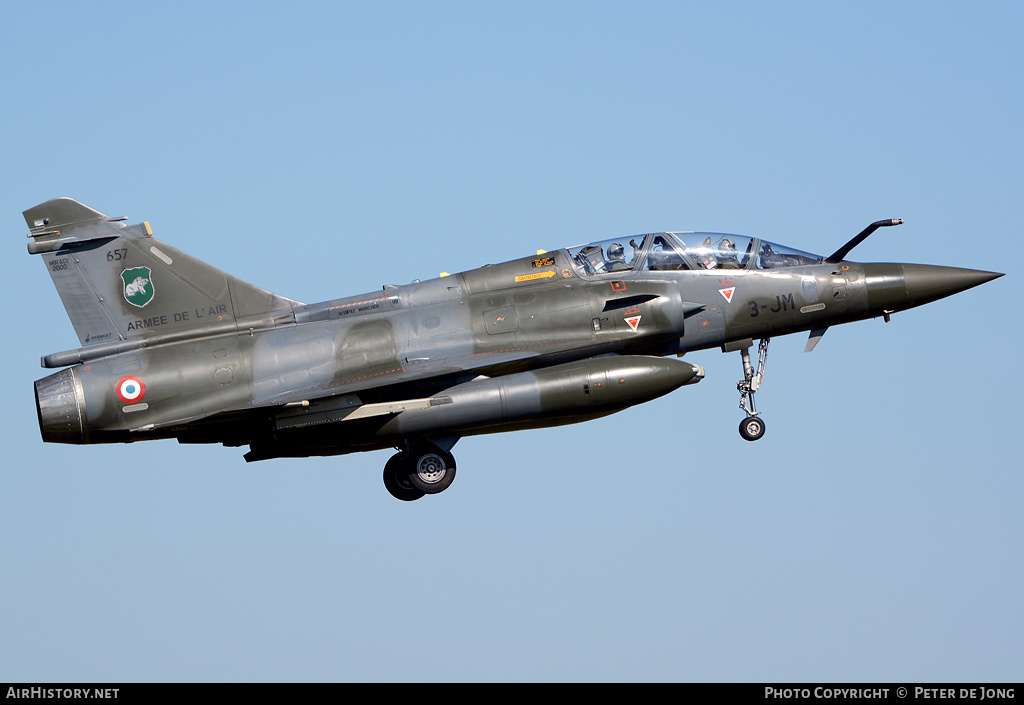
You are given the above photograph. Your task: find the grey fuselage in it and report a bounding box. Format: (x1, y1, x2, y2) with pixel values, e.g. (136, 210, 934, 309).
(31, 213, 999, 461)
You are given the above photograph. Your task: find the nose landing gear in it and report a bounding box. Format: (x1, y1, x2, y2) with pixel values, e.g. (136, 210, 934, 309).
(736, 338, 770, 441)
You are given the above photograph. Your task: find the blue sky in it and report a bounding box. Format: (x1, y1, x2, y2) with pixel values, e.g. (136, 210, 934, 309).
(1, 1, 1021, 682)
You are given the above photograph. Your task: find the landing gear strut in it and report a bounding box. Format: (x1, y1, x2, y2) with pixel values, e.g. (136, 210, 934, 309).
(737, 338, 770, 441)
(382, 441, 457, 501)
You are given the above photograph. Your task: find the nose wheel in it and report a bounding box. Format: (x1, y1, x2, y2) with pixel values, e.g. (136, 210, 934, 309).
(736, 338, 770, 441)
(739, 415, 766, 441)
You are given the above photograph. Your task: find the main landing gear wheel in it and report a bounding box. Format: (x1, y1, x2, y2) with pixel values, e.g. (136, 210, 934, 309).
(382, 443, 457, 500)
(739, 416, 766, 441)
(383, 453, 425, 502)
(406, 444, 456, 494)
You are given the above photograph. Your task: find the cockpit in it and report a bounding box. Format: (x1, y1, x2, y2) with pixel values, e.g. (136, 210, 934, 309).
(567, 232, 823, 276)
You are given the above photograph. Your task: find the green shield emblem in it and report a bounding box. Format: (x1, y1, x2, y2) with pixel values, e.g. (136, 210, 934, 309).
(121, 266, 154, 308)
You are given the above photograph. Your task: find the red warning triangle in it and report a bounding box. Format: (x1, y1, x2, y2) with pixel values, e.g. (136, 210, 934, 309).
(719, 286, 735, 303)
(625, 315, 641, 332)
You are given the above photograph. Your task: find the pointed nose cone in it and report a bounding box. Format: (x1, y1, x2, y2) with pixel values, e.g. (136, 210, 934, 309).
(864, 263, 1003, 312)
(902, 264, 1003, 305)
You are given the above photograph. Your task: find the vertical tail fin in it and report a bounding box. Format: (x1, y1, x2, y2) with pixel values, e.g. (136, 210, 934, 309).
(25, 198, 300, 347)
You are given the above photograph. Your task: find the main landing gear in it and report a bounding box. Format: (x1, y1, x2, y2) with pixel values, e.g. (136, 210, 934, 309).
(736, 338, 770, 441)
(382, 441, 457, 501)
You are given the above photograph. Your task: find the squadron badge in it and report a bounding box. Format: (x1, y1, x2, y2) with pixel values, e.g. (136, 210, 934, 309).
(121, 266, 154, 308)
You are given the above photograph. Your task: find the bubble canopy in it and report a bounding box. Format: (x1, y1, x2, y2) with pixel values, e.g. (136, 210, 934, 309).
(567, 232, 823, 275)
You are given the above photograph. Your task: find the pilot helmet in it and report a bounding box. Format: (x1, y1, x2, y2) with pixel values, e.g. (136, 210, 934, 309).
(607, 242, 625, 262)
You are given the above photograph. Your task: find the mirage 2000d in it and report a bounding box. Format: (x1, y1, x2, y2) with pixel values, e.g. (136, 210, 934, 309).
(28, 198, 1002, 500)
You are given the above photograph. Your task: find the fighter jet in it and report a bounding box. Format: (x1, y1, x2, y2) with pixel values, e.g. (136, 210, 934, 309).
(28, 198, 1001, 500)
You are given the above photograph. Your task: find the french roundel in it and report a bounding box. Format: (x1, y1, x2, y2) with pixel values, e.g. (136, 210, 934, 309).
(116, 376, 146, 404)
